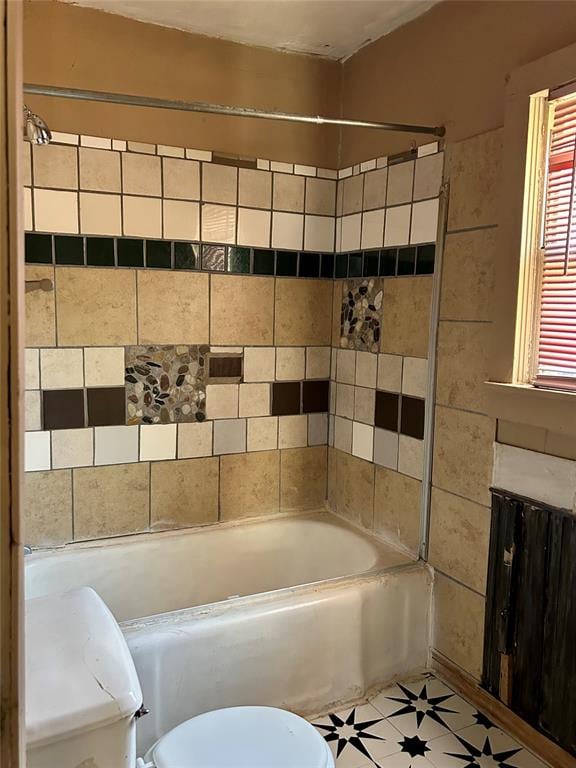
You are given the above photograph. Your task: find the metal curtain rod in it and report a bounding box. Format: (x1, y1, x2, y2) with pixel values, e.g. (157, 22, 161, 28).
(23, 83, 445, 137)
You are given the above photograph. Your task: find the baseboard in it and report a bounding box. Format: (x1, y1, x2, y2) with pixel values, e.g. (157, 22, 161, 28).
(431, 651, 575, 768)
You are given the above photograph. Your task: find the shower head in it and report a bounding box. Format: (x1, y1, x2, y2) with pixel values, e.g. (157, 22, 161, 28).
(23, 104, 51, 145)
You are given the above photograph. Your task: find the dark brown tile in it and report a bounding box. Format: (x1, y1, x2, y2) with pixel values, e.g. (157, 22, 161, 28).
(375, 390, 399, 431)
(400, 395, 425, 439)
(209, 355, 242, 379)
(87, 387, 126, 426)
(43, 389, 85, 430)
(271, 382, 301, 416)
(302, 380, 329, 413)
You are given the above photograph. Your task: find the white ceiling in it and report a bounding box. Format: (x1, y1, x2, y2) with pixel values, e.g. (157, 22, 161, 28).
(58, 0, 440, 60)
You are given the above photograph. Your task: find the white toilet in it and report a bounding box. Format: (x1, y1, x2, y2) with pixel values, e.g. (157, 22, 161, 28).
(26, 588, 334, 768)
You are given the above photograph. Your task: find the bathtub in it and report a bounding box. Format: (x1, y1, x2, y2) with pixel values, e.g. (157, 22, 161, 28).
(25, 511, 432, 755)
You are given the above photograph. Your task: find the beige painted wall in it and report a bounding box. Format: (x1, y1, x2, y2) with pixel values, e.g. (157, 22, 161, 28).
(340, 0, 576, 164)
(23, 0, 340, 167)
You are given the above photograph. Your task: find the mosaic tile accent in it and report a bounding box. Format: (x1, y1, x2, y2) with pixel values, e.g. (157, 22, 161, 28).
(125, 345, 207, 425)
(340, 279, 383, 353)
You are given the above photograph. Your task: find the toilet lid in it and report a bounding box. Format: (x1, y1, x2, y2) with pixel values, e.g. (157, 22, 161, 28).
(151, 706, 331, 768)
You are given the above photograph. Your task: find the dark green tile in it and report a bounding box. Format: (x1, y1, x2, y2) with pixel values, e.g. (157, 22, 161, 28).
(86, 237, 115, 266)
(227, 246, 251, 273)
(25, 233, 52, 264)
(348, 253, 362, 277)
(55, 235, 84, 265)
(299, 252, 320, 277)
(397, 246, 417, 276)
(174, 242, 198, 270)
(416, 244, 435, 274)
(117, 238, 144, 267)
(379, 248, 397, 276)
(146, 240, 171, 268)
(335, 253, 348, 278)
(276, 250, 297, 276)
(320, 253, 334, 278)
(253, 249, 275, 275)
(363, 251, 379, 277)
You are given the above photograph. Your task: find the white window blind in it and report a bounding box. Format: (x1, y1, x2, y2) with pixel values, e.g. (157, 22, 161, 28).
(535, 93, 576, 389)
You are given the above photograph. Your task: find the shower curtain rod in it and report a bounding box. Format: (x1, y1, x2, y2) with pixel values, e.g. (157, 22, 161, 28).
(23, 83, 445, 137)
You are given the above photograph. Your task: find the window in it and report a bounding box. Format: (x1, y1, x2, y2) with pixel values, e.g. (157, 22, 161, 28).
(535, 91, 576, 390)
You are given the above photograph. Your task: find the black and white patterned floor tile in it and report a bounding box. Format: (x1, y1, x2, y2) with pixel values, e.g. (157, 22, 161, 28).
(310, 675, 548, 768)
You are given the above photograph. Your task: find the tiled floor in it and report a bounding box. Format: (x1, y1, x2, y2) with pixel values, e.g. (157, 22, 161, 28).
(311, 673, 547, 768)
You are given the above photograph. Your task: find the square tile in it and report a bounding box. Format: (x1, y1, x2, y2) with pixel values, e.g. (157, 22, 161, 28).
(342, 174, 364, 214)
(275, 279, 333, 346)
(280, 445, 327, 512)
(276, 347, 305, 380)
(163, 157, 200, 200)
(361, 209, 385, 249)
(386, 160, 414, 205)
(237, 207, 270, 248)
(384, 204, 411, 247)
(52, 428, 93, 469)
(247, 416, 278, 452)
(308, 413, 328, 445)
(137, 270, 209, 344)
(117, 238, 144, 267)
(272, 211, 304, 250)
(220, 450, 279, 520)
(23, 469, 72, 546)
(202, 243, 226, 271)
(122, 152, 161, 196)
(398, 434, 424, 480)
(123, 196, 162, 238)
(84, 347, 125, 387)
(151, 457, 219, 530)
(306, 347, 331, 379)
(273, 173, 305, 212)
(414, 152, 443, 201)
(201, 203, 237, 244)
(341, 213, 362, 251)
(278, 414, 308, 448)
(213, 418, 246, 455)
(210, 274, 274, 346)
(202, 163, 237, 204)
(352, 422, 373, 462)
(206, 383, 239, 419)
(363, 167, 388, 210)
(87, 387, 126, 427)
(354, 386, 375, 425)
(25, 390, 41, 431)
(80, 192, 121, 236)
(177, 421, 213, 458)
(145, 240, 171, 269)
(334, 415, 353, 453)
(381, 277, 432, 359)
(94, 425, 139, 465)
(243, 347, 275, 382)
(302, 380, 329, 413)
(239, 168, 272, 209)
(163, 199, 200, 240)
(174, 242, 199, 270)
(305, 177, 336, 215)
(33, 144, 78, 189)
(25, 233, 53, 265)
(411, 198, 439, 244)
(40, 348, 84, 389)
(79, 147, 120, 192)
(54, 235, 84, 265)
(253, 248, 275, 275)
(34, 189, 78, 233)
(239, 383, 270, 417)
(402, 357, 428, 398)
(375, 390, 399, 431)
(304, 215, 335, 251)
(271, 381, 301, 416)
(140, 424, 177, 460)
(86, 236, 115, 266)
(355, 352, 377, 389)
(25, 431, 51, 471)
(373, 428, 399, 469)
(43, 389, 85, 431)
(336, 383, 355, 419)
(336, 348, 356, 384)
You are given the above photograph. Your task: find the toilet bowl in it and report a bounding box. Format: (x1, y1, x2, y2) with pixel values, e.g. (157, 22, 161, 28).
(25, 588, 334, 768)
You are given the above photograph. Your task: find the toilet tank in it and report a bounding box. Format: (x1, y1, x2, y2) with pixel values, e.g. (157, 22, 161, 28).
(26, 587, 143, 768)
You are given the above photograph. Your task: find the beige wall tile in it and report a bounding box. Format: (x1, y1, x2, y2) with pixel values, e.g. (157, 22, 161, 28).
(138, 270, 209, 344)
(336, 383, 354, 418)
(56, 267, 137, 346)
(275, 278, 332, 346)
(308, 413, 328, 445)
(123, 196, 162, 238)
(380, 277, 432, 358)
(386, 161, 414, 206)
(23, 469, 72, 546)
(206, 383, 239, 419)
(211, 274, 274, 345)
(25, 390, 41, 431)
(220, 450, 280, 520)
(429, 487, 490, 594)
(335, 448, 374, 529)
(334, 415, 352, 453)
(247, 416, 278, 452)
(34, 189, 78, 233)
(276, 347, 305, 380)
(52, 428, 94, 469)
(413, 152, 443, 201)
(80, 192, 122, 235)
(25, 348, 40, 389)
(398, 435, 424, 480)
(122, 152, 161, 196)
(304, 215, 334, 252)
(374, 467, 421, 555)
(327, 446, 338, 510)
(271, 211, 304, 250)
(163, 157, 200, 200)
(23, 142, 32, 186)
(336, 347, 356, 384)
(239, 168, 272, 209)
(354, 386, 375, 425)
(40, 348, 84, 389)
(244, 347, 276, 382)
(177, 421, 213, 458)
(74, 463, 150, 540)
(436, 321, 490, 413)
(305, 177, 336, 216)
(433, 406, 495, 506)
(363, 168, 388, 211)
(440, 228, 497, 322)
(496, 419, 547, 453)
(278, 414, 308, 449)
(202, 163, 237, 204)
(377, 353, 403, 393)
(33, 144, 78, 189)
(24, 187, 33, 231)
(201, 203, 236, 244)
(26, 265, 56, 347)
(273, 173, 305, 212)
(402, 357, 428, 398)
(280, 446, 327, 512)
(151, 457, 219, 530)
(79, 148, 121, 192)
(342, 174, 364, 215)
(445, 129, 502, 231)
(306, 347, 331, 379)
(239, 383, 270, 417)
(433, 573, 485, 680)
(355, 351, 377, 388)
(237, 207, 271, 248)
(163, 199, 200, 240)
(84, 347, 125, 387)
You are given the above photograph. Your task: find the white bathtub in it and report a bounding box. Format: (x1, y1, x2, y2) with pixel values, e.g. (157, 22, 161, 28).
(25, 511, 432, 755)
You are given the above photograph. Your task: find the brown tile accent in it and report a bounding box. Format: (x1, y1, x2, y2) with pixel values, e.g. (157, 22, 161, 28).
(400, 395, 425, 439)
(302, 380, 329, 413)
(87, 387, 126, 426)
(43, 389, 85, 430)
(374, 390, 399, 432)
(208, 355, 243, 380)
(271, 381, 301, 416)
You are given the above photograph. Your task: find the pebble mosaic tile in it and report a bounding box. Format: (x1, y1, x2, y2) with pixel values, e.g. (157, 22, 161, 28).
(340, 279, 383, 353)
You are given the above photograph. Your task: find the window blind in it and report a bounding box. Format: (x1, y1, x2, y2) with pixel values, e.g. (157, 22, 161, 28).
(535, 93, 576, 389)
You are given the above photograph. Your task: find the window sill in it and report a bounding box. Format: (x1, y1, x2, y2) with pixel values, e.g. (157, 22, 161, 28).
(485, 381, 576, 435)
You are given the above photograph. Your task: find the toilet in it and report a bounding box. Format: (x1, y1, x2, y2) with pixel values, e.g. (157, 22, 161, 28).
(25, 588, 334, 768)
